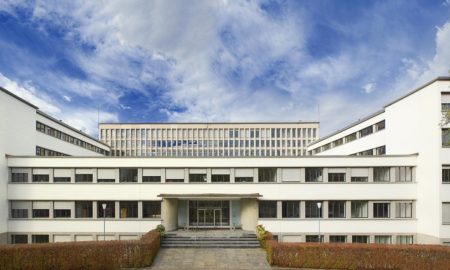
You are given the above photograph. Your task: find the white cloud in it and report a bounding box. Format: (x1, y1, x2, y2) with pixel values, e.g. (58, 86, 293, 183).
(363, 83, 375, 94)
(63, 95, 71, 102)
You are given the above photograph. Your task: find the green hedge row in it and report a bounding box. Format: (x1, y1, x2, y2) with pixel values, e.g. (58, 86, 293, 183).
(0, 230, 160, 270)
(268, 242, 450, 270)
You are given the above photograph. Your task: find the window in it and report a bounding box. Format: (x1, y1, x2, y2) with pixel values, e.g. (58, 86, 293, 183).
(375, 146, 386, 155)
(32, 174, 49, 183)
(75, 174, 93, 183)
(351, 201, 368, 218)
(97, 201, 115, 218)
(11, 173, 28, 183)
(120, 201, 138, 218)
(259, 201, 277, 218)
(305, 201, 322, 218)
(166, 178, 184, 183)
(305, 168, 322, 182)
(54, 177, 71, 182)
(396, 202, 412, 218)
(375, 120, 385, 131)
(329, 235, 346, 243)
(442, 129, 450, 147)
(328, 173, 345, 182)
(333, 138, 343, 147)
(235, 177, 253, 183)
(443, 202, 450, 224)
(142, 176, 161, 182)
(120, 169, 138, 182)
(258, 168, 277, 182)
(54, 209, 71, 218)
(282, 201, 299, 218)
(375, 235, 391, 244)
(352, 235, 369, 243)
(11, 209, 28, 218)
(398, 167, 413, 182)
(32, 209, 49, 218)
(373, 167, 390, 182)
(306, 235, 323, 243)
(328, 201, 345, 218)
(442, 103, 450, 111)
(373, 203, 390, 218)
(189, 174, 207, 183)
(345, 133, 357, 143)
(11, 234, 28, 244)
(211, 175, 230, 183)
(32, 235, 49, 243)
(443, 169, 450, 183)
(397, 235, 413, 244)
(75, 201, 93, 218)
(143, 201, 161, 218)
(351, 177, 368, 182)
(359, 126, 373, 138)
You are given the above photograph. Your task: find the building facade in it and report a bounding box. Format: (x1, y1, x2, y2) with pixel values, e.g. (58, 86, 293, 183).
(1, 77, 450, 245)
(99, 122, 319, 157)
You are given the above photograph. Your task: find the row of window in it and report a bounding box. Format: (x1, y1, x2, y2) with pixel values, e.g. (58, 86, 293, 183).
(10, 167, 414, 183)
(110, 148, 307, 157)
(10, 234, 140, 244)
(101, 127, 318, 141)
(35, 146, 68, 157)
(109, 139, 313, 148)
(259, 201, 413, 219)
(296, 234, 413, 244)
(36, 121, 109, 155)
(311, 120, 385, 154)
(10, 201, 161, 219)
(352, 145, 386, 156)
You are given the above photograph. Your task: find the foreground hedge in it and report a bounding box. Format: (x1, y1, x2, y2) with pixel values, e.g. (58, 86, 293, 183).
(265, 241, 450, 270)
(0, 230, 160, 270)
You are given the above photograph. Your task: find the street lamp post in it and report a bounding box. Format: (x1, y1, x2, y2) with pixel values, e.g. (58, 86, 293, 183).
(102, 203, 107, 241)
(317, 202, 322, 243)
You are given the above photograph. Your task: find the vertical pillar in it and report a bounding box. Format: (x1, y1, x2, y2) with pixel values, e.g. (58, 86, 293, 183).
(92, 201, 98, 219)
(300, 201, 306, 219)
(138, 201, 143, 219)
(115, 169, 120, 183)
(277, 201, 282, 219)
(184, 169, 189, 183)
(323, 201, 328, 218)
(368, 201, 374, 218)
(368, 168, 374, 182)
(92, 169, 97, 183)
(253, 168, 259, 183)
(49, 169, 54, 183)
(322, 168, 328, 182)
(345, 168, 351, 182)
(299, 168, 305, 183)
(206, 168, 212, 183)
(230, 168, 235, 183)
(115, 201, 120, 219)
(161, 168, 166, 183)
(346, 200, 352, 219)
(276, 168, 282, 183)
(138, 168, 143, 183)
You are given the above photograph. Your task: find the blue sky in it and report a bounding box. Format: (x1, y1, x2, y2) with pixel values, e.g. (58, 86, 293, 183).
(0, 0, 449, 137)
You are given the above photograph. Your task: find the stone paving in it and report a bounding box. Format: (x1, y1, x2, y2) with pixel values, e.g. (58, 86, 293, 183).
(147, 248, 272, 270)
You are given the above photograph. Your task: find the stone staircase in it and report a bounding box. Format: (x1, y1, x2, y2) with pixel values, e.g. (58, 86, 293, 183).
(161, 230, 261, 248)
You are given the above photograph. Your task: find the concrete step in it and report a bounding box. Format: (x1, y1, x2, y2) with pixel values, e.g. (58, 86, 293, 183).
(162, 232, 261, 248)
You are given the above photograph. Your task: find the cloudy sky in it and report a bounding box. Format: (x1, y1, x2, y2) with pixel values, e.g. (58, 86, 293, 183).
(0, 0, 449, 137)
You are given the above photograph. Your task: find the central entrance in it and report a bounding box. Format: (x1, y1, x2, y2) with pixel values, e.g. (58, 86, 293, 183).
(189, 200, 230, 228)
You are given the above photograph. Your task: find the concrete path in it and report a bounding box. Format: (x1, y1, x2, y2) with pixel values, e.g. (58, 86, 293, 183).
(148, 248, 272, 270)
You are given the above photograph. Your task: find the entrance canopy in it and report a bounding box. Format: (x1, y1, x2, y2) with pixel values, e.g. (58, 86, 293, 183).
(157, 193, 262, 200)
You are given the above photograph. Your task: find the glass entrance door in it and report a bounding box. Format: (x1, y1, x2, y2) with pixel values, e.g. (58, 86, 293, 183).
(197, 208, 221, 226)
(189, 200, 230, 228)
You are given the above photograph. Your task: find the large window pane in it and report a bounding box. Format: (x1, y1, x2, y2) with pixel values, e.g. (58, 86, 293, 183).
(211, 175, 230, 183)
(143, 201, 161, 218)
(351, 201, 368, 218)
(328, 173, 345, 182)
(396, 202, 412, 218)
(373, 167, 390, 182)
(373, 203, 390, 218)
(352, 235, 369, 243)
(329, 235, 346, 243)
(75, 201, 93, 218)
(305, 168, 323, 182)
(75, 174, 93, 183)
(305, 201, 322, 218)
(259, 201, 277, 218)
(120, 169, 138, 182)
(189, 174, 206, 183)
(328, 201, 345, 218)
(282, 201, 299, 218)
(32, 175, 49, 183)
(258, 168, 277, 182)
(11, 173, 28, 183)
(97, 201, 115, 218)
(120, 201, 138, 218)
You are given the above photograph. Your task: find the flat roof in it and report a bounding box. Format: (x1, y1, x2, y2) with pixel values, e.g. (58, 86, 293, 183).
(0, 86, 39, 109)
(158, 193, 262, 199)
(308, 76, 450, 148)
(99, 121, 319, 125)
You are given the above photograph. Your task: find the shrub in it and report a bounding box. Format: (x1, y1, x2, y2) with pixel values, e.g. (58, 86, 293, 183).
(268, 242, 450, 270)
(156, 224, 166, 236)
(0, 230, 160, 270)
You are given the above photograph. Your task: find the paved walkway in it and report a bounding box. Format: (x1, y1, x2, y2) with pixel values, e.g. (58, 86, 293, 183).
(148, 248, 271, 270)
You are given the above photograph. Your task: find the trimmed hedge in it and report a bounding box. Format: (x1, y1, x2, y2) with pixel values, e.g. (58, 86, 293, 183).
(263, 241, 450, 270)
(0, 230, 160, 270)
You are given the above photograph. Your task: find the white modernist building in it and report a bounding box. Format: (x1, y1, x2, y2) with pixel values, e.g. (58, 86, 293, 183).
(1, 77, 450, 245)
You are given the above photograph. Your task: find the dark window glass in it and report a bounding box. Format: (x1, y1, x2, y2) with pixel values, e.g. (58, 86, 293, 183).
(258, 201, 277, 218)
(328, 173, 345, 182)
(32, 209, 49, 218)
(32, 235, 49, 243)
(119, 168, 138, 182)
(235, 177, 253, 183)
(345, 133, 357, 143)
(12, 173, 28, 183)
(329, 235, 346, 243)
(373, 167, 390, 182)
(97, 201, 115, 218)
(376, 146, 386, 155)
(352, 235, 369, 243)
(142, 176, 161, 182)
(258, 168, 277, 182)
(54, 177, 71, 183)
(120, 201, 138, 218)
(305, 168, 322, 182)
(189, 174, 206, 183)
(32, 175, 49, 183)
(306, 235, 323, 243)
(359, 126, 373, 137)
(443, 169, 450, 183)
(54, 209, 71, 218)
(442, 129, 450, 147)
(75, 201, 93, 218)
(282, 201, 300, 218)
(11, 234, 28, 244)
(11, 209, 28, 218)
(75, 174, 93, 183)
(373, 203, 390, 218)
(351, 176, 368, 182)
(328, 201, 346, 218)
(166, 179, 184, 183)
(305, 201, 322, 218)
(211, 175, 230, 183)
(143, 201, 161, 218)
(97, 178, 115, 183)
(375, 120, 385, 131)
